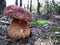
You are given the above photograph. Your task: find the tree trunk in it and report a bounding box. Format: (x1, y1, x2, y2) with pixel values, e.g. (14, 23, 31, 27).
(37, 0, 40, 14)
(24, 4, 26, 9)
(45, 0, 49, 14)
(0, 0, 6, 15)
(27, 0, 29, 9)
(20, 0, 22, 7)
(15, 0, 18, 5)
(30, 0, 32, 12)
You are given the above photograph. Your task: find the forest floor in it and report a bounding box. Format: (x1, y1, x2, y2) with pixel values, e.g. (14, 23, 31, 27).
(0, 13, 60, 45)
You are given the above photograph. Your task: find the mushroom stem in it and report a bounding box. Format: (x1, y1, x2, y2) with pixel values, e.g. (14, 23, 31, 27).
(7, 18, 30, 39)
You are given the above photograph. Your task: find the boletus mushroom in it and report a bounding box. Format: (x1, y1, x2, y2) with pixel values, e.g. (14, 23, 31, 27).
(3, 5, 32, 39)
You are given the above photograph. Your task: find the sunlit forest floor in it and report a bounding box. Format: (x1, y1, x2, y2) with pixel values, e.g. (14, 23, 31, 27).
(0, 13, 60, 45)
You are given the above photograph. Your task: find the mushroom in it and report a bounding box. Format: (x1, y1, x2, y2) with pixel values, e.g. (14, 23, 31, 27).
(3, 5, 32, 39)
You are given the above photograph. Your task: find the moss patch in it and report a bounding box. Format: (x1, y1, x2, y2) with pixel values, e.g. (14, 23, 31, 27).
(28, 20, 49, 26)
(36, 20, 48, 25)
(52, 27, 59, 32)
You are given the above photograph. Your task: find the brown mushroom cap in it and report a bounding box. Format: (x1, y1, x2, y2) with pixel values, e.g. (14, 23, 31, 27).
(3, 5, 32, 22)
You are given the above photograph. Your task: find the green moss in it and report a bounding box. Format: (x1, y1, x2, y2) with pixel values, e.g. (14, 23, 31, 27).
(36, 20, 48, 25)
(28, 20, 49, 26)
(52, 27, 59, 32)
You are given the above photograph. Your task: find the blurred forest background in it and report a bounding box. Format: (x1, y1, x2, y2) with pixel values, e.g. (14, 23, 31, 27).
(0, 0, 60, 16)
